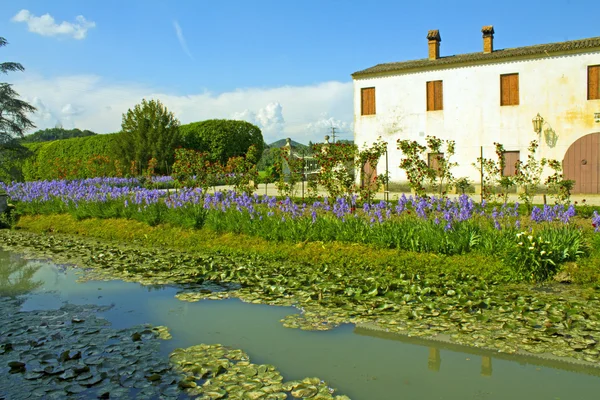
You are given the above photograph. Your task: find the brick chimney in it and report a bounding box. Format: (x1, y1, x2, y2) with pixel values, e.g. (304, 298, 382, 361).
(427, 30, 441, 60)
(482, 25, 494, 53)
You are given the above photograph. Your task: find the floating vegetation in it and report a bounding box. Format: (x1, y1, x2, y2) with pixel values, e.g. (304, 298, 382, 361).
(2, 229, 600, 369)
(170, 343, 349, 399)
(0, 297, 185, 399)
(0, 258, 352, 399)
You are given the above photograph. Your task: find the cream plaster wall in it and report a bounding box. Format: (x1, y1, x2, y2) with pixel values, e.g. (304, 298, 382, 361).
(354, 51, 600, 185)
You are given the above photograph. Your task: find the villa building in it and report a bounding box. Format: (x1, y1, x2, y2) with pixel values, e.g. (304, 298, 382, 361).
(352, 27, 600, 193)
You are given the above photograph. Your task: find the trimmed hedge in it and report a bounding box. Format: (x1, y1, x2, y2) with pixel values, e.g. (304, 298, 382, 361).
(22, 133, 120, 181)
(180, 120, 264, 164)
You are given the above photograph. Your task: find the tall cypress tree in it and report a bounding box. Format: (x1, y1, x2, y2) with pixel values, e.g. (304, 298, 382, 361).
(0, 37, 36, 182)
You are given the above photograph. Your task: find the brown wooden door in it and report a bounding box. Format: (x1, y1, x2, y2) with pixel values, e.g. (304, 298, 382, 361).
(563, 133, 600, 194)
(361, 161, 378, 190)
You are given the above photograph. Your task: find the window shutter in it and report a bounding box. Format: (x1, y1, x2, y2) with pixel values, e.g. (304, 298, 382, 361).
(426, 81, 434, 111)
(361, 87, 376, 115)
(589, 66, 600, 100)
(370, 88, 376, 114)
(510, 74, 519, 105)
(435, 81, 443, 110)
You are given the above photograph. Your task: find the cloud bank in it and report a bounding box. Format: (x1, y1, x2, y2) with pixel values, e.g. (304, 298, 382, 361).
(11, 9, 96, 40)
(13, 74, 353, 144)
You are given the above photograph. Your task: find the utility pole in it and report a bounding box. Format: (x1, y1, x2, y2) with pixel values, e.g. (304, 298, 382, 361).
(330, 126, 337, 144)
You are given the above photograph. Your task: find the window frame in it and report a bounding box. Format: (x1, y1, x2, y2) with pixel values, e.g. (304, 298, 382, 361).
(426, 80, 443, 111)
(500, 73, 520, 106)
(361, 87, 376, 116)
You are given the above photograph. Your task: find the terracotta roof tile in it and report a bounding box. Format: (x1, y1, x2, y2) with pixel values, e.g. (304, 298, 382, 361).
(352, 36, 600, 78)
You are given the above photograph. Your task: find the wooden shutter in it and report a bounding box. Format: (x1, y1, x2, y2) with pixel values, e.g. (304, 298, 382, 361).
(502, 151, 520, 176)
(361, 87, 376, 115)
(501, 74, 519, 106)
(510, 74, 519, 105)
(434, 81, 443, 110)
(589, 65, 600, 100)
(426, 81, 434, 111)
(427, 81, 443, 111)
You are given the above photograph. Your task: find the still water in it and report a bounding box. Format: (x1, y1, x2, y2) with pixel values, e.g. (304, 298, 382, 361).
(2, 250, 600, 400)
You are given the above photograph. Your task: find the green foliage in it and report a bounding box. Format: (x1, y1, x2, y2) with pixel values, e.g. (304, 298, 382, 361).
(454, 177, 473, 194)
(514, 140, 547, 212)
(114, 99, 180, 175)
(256, 147, 278, 171)
(21, 127, 96, 143)
(356, 139, 388, 203)
(425, 136, 457, 196)
(180, 119, 264, 165)
(397, 136, 456, 196)
(504, 227, 586, 281)
(272, 147, 304, 197)
(224, 145, 259, 194)
(1, 37, 36, 143)
(545, 159, 574, 205)
(309, 142, 358, 200)
(21, 134, 119, 180)
(0, 37, 36, 182)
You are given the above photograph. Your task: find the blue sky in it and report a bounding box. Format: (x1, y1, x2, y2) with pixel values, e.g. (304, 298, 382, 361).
(1, 0, 596, 143)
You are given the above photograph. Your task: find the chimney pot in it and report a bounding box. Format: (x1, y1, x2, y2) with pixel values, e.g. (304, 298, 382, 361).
(482, 25, 494, 54)
(427, 30, 441, 60)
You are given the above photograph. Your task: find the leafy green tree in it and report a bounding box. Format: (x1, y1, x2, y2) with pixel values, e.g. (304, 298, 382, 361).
(180, 119, 264, 165)
(1, 37, 36, 182)
(22, 127, 96, 143)
(114, 99, 180, 175)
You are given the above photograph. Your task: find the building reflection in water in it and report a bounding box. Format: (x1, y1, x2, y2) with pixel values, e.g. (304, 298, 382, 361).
(427, 347, 492, 376)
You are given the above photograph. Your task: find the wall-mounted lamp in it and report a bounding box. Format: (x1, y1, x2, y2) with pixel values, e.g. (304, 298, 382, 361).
(595, 112, 600, 123)
(532, 113, 544, 134)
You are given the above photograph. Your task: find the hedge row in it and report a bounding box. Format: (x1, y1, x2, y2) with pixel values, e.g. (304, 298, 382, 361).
(22, 134, 119, 181)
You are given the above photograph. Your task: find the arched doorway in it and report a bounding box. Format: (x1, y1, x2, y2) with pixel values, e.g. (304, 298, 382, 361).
(563, 133, 600, 194)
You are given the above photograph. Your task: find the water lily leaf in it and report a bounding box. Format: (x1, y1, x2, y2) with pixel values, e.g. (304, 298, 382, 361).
(291, 384, 318, 398)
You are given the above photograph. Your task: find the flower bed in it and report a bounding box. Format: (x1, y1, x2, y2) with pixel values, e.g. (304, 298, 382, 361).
(1, 178, 597, 281)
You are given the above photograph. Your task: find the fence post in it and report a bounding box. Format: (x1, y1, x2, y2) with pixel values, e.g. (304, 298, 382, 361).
(480, 146, 484, 203)
(385, 148, 389, 202)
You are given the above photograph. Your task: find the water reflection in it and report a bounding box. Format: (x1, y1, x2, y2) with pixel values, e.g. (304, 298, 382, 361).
(0, 251, 43, 297)
(355, 326, 600, 379)
(3, 251, 600, 400)
(427, 347, 493, 376)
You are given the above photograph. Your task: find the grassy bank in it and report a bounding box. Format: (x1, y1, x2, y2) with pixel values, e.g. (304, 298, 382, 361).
(15, 213, 511, 281)
(4, 214, 600, 365)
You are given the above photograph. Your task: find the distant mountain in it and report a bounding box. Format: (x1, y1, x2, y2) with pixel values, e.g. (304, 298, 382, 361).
(268, 139, 309, 151)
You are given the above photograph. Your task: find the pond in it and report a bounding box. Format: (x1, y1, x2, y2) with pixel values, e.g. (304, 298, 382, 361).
(2, 249, 600, 399)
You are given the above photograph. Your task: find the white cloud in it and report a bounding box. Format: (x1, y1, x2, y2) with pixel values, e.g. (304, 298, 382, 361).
(11, 9, 96, 40)
(306, 113, 352, 142)
(61, 103, 84, 115)
(232, 102, 286, 139)
(13, 73, 353, 144)
(173, 20, 193, 60)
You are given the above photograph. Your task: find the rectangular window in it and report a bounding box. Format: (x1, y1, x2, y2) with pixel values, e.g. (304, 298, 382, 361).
(428, 152, 444, 176)
(426, 80, 443, 111)
(361, 87, 376, 115)
(500, 73, 519, 106)
(502, 151, 520, 176)
(589, 65, 600, 100)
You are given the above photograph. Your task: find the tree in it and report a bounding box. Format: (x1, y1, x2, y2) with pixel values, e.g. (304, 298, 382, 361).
(179, 119, 264, 165)
(22, 127, 96, 143)
(1, 37, 36, 182)
(114, 99, 180, 175)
